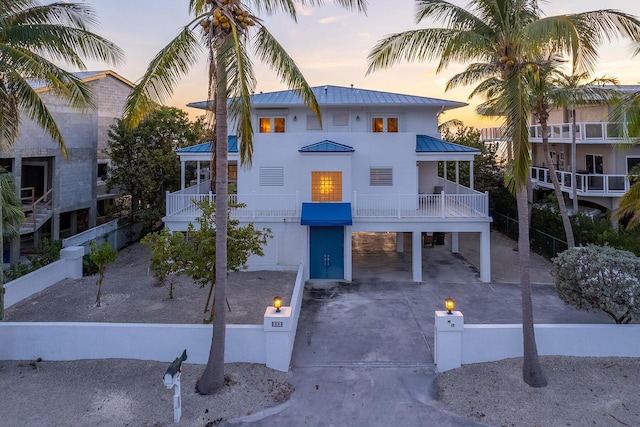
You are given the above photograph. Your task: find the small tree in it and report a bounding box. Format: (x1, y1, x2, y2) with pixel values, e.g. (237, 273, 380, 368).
(552, 245, 640, 324)
(106, 107, 205, 232)
(142, 199, 271, 319)
(90, 241, 118, 307)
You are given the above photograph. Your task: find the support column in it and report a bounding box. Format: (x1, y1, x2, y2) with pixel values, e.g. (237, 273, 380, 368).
(469, 161, 474, 190)
(344, 228, 352, 282)
(396, 232, 404, 253)
(479, 226, 491, 283)
(412, 231, 422, 282)
(455, 161, 460, 192)
(180, 161, 185, 190)
(451, 232, 459, 253)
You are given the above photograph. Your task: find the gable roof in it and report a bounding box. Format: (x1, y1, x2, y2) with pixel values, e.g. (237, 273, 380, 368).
(188, 85, 466, 111)
(416, 135, 480, 153)
(176, 136, 238, 154)
(31, 70, 135, 92)
(299, 140, 355, 153)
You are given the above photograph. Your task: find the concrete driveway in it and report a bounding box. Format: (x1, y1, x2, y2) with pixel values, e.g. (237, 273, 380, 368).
(229, 232, 609, 426)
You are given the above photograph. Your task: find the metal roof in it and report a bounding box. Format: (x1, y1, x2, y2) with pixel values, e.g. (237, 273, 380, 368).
(299, 140, 355, 153)
(176, 136, 238, 154)
(29, 70, 135, 91)
(416, 135, 480, 153)
(188, 85, 466, 110)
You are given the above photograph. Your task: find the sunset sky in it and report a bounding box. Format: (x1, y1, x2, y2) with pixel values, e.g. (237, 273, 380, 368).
(82, 0, 640, 128)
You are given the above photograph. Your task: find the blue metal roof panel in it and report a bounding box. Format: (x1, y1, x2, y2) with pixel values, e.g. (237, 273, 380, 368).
(299, 140, 355, 153)
(176, 136, 238, 153)
(300, 202, 353, 226)
(188, 85, 466, 110)
(416, 135, 480, 153)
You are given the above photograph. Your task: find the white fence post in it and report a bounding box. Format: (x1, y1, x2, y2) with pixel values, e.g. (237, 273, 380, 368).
(60, 246, 84, 279)
(263, 306, 293, 372)
(434, 310, 464, 372)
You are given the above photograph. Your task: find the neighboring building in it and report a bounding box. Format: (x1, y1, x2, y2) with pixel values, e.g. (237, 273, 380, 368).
(2, 70, 134, 261)
(166, 85, 493, 282)
(482, 85, 640, 218)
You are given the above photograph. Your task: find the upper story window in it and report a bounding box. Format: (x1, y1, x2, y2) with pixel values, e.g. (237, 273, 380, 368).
(306, 114, 322, 131)
(312, 171, 342, 202)
(371, 116, 398, 133)
(259, 117, 286, 133)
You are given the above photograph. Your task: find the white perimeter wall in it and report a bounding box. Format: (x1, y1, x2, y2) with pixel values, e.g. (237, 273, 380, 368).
(1, 264, 306, 372)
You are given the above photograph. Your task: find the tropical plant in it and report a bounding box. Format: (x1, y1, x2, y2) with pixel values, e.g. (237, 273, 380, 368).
(89, 241, 117, 308)
(552, 245, 640, 324)
(106, 106, 204, 232)
(124, 0, 368, 394)
(367, 0, 640, 387)
(142, 198, 271, 318)
(0, 168, 26, 320)
(0, 0, 123, 155)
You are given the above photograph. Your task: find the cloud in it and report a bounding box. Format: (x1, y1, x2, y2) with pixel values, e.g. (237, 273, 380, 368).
(318, 16, 345, 25)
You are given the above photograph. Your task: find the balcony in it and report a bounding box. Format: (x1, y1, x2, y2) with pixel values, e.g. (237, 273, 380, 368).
(164, 180, 489, 228)
(482, 122, 626, 144)
(530, 166, 628, 197)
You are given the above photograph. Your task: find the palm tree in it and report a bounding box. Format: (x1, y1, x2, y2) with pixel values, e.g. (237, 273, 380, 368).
(124, 0, 367, 394)
(0, 169, 26, 320)
(368, 0, 640, 387)
(0, 0, 124, 156)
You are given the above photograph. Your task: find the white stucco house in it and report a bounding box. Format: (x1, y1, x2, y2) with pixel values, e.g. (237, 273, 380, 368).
(164, 85, 493, 282)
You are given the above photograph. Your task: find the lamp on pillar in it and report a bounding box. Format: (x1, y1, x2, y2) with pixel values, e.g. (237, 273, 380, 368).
(273, 296, 282, 313)
(445, 298, 455, 314)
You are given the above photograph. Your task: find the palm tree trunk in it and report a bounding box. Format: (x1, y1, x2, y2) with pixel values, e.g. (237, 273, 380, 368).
(197, 40, 229, 394)
(0, 184, 4, 321)
(540, 122, 575, 247)
(517, 184, 547, 387)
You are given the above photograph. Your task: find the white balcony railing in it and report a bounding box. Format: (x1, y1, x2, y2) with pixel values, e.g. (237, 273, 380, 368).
(530, 166, 628, 196)
(482, 122, 626, 143)
(165, 185, 489, 222)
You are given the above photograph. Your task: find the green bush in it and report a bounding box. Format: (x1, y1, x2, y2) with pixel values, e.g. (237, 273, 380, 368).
(82, 254, 99, 276)
(4, 238, 62, 282)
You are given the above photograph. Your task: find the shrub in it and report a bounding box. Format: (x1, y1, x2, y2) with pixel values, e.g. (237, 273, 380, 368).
(552, 245, 640, 324)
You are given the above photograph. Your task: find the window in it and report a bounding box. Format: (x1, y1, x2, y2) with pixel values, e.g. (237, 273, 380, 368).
(371, 116, 399, 133)
(332, 113, 349, 126)
(586, 154, 603, 174)
(307, 114, 322, 131)
(370, 168, 392, 186)
(260, 167, 284, 186)
(312, 171, 342, 202)
(259, 117, 286, 133)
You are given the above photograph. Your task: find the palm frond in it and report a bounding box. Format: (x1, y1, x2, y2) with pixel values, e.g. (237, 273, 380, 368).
(123, 26, 203, 128)
(227, 24, 256, 166)
(254, 25, 320, 120)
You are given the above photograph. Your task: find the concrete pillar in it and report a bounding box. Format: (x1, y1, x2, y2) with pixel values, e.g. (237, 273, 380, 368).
(263, 306, 293, 372)
(10, 238, 20, 265)
(180, 161, 185, 190)
(412, 231, 422, 282)
(479, 227, 491, 283)
(396, 232, 404, 253)
(451, 232, 459, 253)
(434, 310, 464, 372)
(52, 212, 60, 241)
(469, 161, 474, 190)
(344, 228, 352, 281)
(61, 246, 84, 279)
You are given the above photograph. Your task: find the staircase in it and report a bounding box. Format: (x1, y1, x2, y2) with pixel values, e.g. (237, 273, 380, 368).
(20, 188, 53, 235)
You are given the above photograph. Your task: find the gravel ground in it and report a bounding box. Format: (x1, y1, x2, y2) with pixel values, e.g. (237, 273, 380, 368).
(437, 356, 640, 427)
(3, 242, 297, 426)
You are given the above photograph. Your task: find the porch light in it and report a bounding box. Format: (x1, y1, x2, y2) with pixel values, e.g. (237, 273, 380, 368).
(274, 296, 282, 313)
(445, 298, 455, 314)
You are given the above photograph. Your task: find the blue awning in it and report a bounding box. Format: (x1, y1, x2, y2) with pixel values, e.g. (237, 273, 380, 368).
(300, 202, 352, 226)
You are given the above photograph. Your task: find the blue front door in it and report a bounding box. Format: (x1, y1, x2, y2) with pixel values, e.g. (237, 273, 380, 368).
(310, 226, 344, 279)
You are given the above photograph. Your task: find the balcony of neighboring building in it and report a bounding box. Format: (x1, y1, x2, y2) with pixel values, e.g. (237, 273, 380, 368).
(482, 121, 625, 144)
(530, 167, 628, 198)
